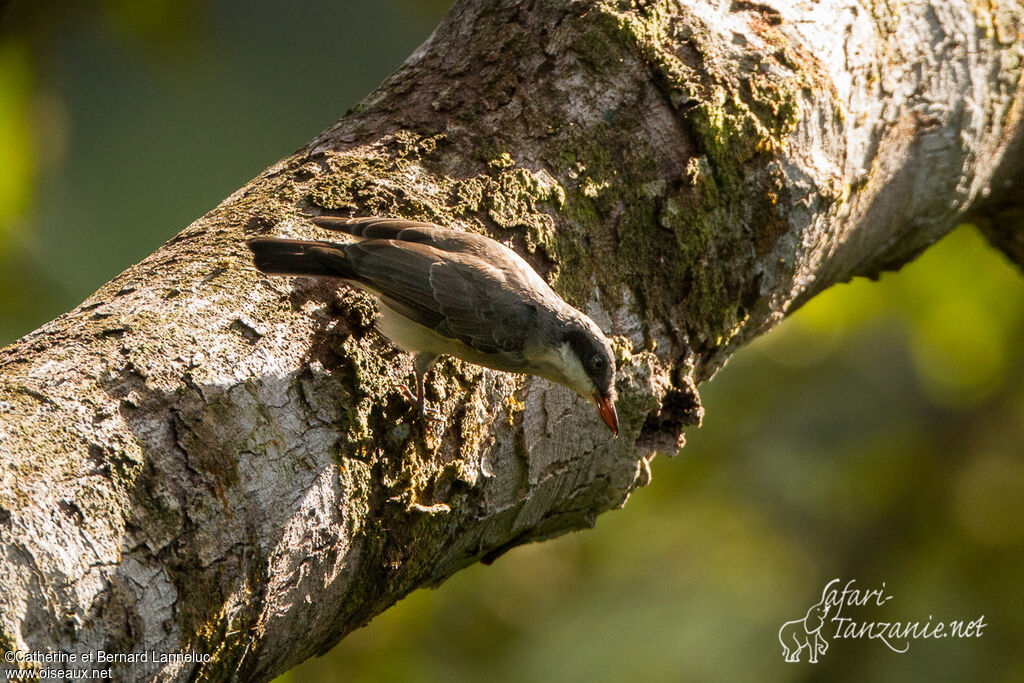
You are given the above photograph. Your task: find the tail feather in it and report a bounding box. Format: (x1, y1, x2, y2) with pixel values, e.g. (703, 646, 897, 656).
(247, 237, 352, 278)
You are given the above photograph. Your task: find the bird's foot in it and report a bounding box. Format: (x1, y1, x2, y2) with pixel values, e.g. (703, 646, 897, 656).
(399, 383, 417, 404)
(398, 384, 443, 422)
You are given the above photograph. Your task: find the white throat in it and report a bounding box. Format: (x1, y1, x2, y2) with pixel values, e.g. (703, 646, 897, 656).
(539, 341, 594, 400)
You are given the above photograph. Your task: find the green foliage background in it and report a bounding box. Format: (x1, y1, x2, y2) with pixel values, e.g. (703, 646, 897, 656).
(1, 1, 1021, 680)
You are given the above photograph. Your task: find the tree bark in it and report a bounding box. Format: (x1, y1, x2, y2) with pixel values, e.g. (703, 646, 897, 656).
(1, 0, 1021, 680)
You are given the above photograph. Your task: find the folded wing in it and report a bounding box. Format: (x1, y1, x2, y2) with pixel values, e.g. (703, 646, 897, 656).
(342, 239, 537, 356)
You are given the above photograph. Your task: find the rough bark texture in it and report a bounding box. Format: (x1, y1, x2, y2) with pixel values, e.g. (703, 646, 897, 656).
(1, 0, 1022, 680)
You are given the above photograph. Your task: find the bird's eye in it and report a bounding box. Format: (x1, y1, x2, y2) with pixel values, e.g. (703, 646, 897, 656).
(591, 355, 605, 371)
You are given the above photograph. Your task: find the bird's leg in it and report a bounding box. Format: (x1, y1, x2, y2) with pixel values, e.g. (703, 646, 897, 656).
(399, 353, 441, 420)
(415, 364, 428, 416)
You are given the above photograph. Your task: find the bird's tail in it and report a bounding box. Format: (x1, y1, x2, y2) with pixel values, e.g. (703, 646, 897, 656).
(247, 237, 352, 278)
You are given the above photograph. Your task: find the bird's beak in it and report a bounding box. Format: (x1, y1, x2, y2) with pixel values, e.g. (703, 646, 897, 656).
(595, 394, 618, 436)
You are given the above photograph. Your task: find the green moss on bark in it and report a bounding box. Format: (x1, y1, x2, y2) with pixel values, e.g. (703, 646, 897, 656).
(542, 0, 819, 350)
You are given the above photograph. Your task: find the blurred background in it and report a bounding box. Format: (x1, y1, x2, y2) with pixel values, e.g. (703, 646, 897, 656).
(1, 1, 1022, 681)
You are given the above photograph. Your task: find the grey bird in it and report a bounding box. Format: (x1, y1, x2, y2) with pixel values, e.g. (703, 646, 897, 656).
(247, 216, 618, 435)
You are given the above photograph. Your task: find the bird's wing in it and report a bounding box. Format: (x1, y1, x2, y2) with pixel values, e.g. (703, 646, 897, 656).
(312, 216, 497, 255)
(428, 257, 539, 355)
(312, 216, 437, 241)
(343, 239, 537, 355)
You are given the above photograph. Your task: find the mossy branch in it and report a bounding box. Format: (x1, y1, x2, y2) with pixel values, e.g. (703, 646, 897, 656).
(1, 0, 1021, 680)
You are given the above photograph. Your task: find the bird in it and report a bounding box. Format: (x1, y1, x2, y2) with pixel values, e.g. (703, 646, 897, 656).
(247, 216, 618, 435)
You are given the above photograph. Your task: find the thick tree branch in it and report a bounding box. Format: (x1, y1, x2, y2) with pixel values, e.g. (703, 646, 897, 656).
(1, 0, 1021, 680)
(970, 99, 1024, 270)
(977, 202, 1024, 269)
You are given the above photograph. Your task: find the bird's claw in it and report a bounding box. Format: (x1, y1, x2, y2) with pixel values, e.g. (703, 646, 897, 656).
(398, 383, 418, 404)
(398, 384, 443, 422)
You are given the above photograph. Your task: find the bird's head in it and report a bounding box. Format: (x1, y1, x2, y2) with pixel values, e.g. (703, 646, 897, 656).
(561, 318, 618, 436)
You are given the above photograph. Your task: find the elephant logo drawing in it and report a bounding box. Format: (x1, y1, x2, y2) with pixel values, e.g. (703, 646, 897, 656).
(779, 595, 831, 663)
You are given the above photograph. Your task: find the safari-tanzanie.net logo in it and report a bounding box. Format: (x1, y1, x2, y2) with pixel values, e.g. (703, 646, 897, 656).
(778, 579, 986, 663)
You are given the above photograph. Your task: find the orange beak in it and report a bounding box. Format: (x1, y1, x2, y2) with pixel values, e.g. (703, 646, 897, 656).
(595, 394, 618, 436)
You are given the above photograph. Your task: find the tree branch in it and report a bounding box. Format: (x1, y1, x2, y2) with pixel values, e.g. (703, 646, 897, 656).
(1, 0, 1021, 679)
